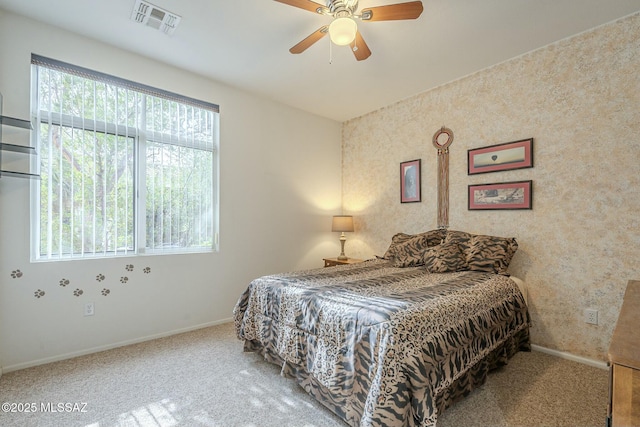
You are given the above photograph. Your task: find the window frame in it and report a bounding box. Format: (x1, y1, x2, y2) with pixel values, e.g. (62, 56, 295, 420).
(30, 55, 220, 261)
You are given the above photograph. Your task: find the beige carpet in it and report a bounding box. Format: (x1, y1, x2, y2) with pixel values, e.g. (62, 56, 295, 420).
(0, 322, 608, 427)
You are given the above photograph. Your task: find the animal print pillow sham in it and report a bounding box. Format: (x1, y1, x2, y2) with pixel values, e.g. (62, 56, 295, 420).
(420, 240, 467, 273)
(392, 233, 436, 267)
(386, 229, 517, 274)
(444, 230, 518, 275)
(383, 229, 446, 260)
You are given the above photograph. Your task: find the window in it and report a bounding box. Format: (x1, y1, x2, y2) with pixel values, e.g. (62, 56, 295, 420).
(31, 55, 219, 260)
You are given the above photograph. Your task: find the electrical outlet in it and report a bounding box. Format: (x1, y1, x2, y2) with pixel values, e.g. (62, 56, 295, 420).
(584, 308, 598, 325)
(84, 302, 95, 317)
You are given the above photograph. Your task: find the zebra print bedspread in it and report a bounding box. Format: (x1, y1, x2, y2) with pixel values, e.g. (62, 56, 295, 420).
(233, 259, 530, 427)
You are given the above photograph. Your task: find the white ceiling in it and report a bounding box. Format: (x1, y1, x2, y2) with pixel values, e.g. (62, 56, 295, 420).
(1, 0, 640, 122)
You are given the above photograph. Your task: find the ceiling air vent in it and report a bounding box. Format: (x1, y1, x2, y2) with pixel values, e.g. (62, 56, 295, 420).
(131, 0, 181, 35)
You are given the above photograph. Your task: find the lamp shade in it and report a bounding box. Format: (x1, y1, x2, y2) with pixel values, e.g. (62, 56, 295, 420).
(332, 215, 354, 232)
(329, 17, 357, 46)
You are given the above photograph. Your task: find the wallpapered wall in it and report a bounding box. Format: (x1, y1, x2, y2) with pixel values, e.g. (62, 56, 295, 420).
(341, 12, 640, 361)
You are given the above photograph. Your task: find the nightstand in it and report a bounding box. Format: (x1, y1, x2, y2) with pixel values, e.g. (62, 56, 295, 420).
(323, 257, 364, 267)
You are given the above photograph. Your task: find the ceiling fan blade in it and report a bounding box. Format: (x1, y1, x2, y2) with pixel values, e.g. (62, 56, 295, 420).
(360, 1, 424, 21)
(290, 26, 329, 54)
(274, 0, 327, 14)
(350, 31, 371, 61)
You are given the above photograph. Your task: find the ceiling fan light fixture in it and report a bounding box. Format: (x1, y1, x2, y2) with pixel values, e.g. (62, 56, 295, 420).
(329, 17, 357, 46)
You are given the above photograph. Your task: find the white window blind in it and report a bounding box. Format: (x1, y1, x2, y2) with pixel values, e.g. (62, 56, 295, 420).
(31, 54, 219, 260)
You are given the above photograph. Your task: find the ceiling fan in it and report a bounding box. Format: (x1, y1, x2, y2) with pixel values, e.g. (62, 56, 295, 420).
(275, 0, 424, 61)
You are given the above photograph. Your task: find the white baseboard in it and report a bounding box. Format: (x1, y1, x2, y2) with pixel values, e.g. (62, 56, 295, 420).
(3, 318, 233, 373)
(531, 344, 608, 370)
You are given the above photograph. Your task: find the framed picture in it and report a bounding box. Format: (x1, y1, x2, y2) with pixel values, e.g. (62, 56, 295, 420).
(468, 180, 532, 210)
(468, 138, 533, 175)
(400, 159, 421, 203)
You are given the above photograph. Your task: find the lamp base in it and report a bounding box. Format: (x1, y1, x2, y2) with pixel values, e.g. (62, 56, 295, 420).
(337, 233, 348, 260)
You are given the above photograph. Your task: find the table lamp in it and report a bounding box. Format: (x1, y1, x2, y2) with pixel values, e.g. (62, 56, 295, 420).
(332, 215, 354, 260)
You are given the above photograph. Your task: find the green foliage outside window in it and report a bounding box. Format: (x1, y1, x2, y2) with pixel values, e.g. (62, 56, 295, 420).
(36, 65, 216, 259)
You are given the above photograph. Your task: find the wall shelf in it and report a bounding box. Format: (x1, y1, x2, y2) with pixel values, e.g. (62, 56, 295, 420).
(0, 93, 39, 179)
(1, 142, 36, 154)
(0, 115, 32, 130)
(0, 170, 40, 179)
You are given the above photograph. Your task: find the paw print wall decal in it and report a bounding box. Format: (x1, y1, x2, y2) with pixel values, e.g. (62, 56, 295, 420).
(101, 288, 111, 296)
(120, 277, 128, 284)
(34, 289, 45, 298)
(125, 264, 134, 272)
(11, 269, 23, 278)
(73, 289, 84, 297)
(59, 278, 70, 287)
(143, 267, 151, 274)
(96, 273, 105, 282)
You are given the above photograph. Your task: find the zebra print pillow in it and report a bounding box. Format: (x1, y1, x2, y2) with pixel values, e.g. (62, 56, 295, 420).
(392, 234, 434, 267)
(420, 240, 467, 273)
(383, 229, 446, 260)
(444, 230, 518, 275)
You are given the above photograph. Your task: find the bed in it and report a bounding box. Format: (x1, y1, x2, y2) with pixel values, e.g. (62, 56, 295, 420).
(233, 229, 530, 427)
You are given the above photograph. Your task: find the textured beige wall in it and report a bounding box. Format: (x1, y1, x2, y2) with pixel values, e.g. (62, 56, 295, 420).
(342, 13, 640, 361)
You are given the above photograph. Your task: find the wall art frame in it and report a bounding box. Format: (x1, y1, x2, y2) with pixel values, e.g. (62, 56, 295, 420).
(468, 138, 533, 175)
(400, 159, 421, 203)
(468, 180, 532, 210)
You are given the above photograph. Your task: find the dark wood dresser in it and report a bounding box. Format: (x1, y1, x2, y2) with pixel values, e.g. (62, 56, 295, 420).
(608, 280, 640, 427)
